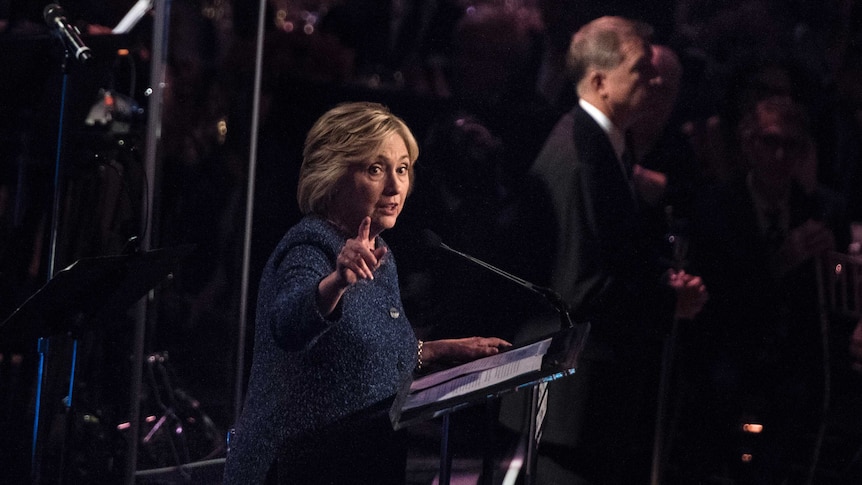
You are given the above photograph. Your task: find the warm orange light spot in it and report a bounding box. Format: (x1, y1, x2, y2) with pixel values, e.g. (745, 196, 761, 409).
(741, 453, 753, 463)
(742, 423, 763, 434)
(117, 49, 130, 56)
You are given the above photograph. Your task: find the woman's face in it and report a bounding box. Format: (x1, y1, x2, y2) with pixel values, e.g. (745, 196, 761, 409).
(329, 132, 412, 238)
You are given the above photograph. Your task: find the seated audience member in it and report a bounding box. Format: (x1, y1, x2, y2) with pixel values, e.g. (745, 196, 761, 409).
(683, 95, 850, 482)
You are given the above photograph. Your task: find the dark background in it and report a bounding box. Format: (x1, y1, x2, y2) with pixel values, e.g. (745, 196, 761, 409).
(1, 0, 861, 483)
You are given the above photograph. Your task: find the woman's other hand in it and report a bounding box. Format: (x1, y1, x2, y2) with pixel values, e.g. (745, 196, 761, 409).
(422, 337, 512, 367)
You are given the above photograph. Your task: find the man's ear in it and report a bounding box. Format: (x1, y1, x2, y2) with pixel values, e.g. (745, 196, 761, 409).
(588, 69, 606, 95)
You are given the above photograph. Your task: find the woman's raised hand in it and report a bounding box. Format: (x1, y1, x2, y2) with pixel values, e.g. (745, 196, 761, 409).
(335, 217, 388, 287)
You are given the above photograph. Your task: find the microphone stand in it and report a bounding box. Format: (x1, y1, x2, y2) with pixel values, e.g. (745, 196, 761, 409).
(47, 40, 72, 282)
(425, 231, 576, 485)
(433, 237, 574, 330)
(32, 36, 85, 485)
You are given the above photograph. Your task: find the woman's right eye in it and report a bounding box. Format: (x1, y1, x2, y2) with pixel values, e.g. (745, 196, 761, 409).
(367, 165, 382, 175)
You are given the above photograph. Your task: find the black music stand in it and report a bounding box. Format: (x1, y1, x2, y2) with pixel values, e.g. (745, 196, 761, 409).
(390, 323, 590, 485)
(0, 244, 195, 484)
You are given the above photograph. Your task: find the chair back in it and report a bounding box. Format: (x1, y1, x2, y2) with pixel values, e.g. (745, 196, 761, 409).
(817, 251, 862, 320)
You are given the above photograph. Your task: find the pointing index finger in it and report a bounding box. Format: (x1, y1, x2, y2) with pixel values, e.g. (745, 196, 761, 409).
(358, 216, 372, 244)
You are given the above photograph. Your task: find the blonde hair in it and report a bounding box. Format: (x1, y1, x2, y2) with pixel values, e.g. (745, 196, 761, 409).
(566, 16, 653, 96)
(297, 101, 419, 216)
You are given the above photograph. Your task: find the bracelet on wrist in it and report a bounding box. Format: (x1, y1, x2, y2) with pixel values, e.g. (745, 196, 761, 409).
(417, 340, 424, 371)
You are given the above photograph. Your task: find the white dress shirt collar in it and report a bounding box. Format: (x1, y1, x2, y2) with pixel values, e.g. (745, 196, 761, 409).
(579, 98, 627, 161)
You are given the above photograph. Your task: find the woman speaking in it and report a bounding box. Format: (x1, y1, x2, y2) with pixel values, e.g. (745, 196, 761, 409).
(223, 101, 510, 484)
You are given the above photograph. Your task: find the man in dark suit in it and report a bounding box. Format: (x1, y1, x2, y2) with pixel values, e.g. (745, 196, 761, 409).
(521, 16, 708, 484)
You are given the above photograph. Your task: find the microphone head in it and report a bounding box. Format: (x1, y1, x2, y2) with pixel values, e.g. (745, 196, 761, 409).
(43, 4, 64, 24)
(419, 229, 443, 251)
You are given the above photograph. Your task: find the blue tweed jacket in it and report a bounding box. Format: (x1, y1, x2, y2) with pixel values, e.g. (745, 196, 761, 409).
(222, 215, 417, 483)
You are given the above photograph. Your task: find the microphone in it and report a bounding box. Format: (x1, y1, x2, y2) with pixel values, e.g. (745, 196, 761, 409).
(420, 229, 573, 329)
(43, 4, 93, 63)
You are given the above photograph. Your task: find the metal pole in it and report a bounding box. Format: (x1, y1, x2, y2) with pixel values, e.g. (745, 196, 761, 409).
(650, 317, 679, 485)
(126, 0, 170, 482)
(439, 414, 452, 485)
(30, 338, 49, 484)
(524, 381, 547, 485)
(34, 44, 69, 485)
(233, 0, 267, 423)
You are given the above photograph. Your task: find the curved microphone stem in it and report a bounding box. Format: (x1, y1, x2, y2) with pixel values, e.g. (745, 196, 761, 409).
(436, 239, 574, 329)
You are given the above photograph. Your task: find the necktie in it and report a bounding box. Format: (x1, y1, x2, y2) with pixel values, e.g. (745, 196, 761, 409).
(621, 130, 635, 180)
(622, 146, 634, 180)
(621, 133, 636, 203)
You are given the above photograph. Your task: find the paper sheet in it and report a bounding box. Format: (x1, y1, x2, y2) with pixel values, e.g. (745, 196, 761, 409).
(404, 337, 553, 410)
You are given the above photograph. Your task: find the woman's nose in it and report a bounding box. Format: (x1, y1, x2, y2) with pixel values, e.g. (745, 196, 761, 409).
(384, 170, 406, 193)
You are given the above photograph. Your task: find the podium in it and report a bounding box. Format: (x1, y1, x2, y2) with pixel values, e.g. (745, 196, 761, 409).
(390, 323, 590, 485)
(0, 244, 194, 484)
